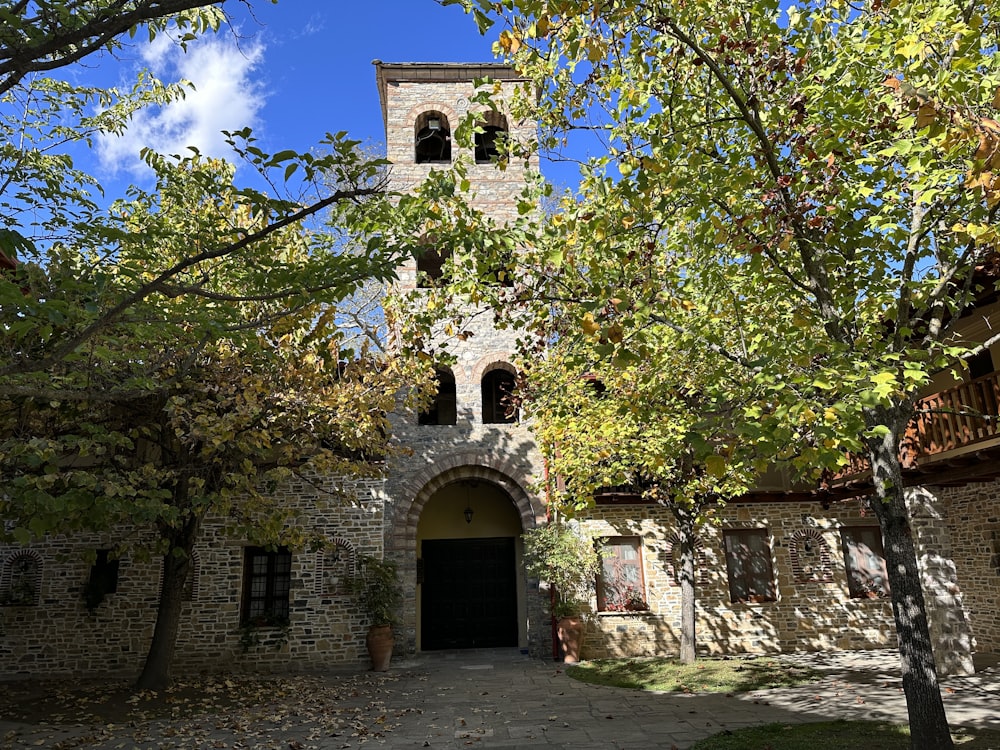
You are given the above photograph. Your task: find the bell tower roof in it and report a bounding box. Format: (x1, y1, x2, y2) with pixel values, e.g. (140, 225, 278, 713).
(372, 60, 526, 135)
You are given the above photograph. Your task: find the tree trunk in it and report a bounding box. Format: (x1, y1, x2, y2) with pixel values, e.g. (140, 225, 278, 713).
(865, 405, 953, 750)
(136, 513, 200, 690)
(676, 510, 697, 664)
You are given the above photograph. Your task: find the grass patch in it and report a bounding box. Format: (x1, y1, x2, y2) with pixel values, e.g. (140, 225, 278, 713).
(566, 655, 818, 693)
(689, 720, 1000, 749)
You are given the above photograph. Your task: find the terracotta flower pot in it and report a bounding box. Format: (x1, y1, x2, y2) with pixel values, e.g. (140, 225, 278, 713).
(557, 615, 585, 663)
(366, 624, 394, 671)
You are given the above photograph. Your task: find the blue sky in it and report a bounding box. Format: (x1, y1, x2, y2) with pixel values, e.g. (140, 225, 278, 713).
(90, 2, 518, 188)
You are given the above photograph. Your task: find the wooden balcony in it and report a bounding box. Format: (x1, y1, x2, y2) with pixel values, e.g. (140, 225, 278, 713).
(903, 371, 1000, 465)
(828, 370, 1000, 493)
(594, 484, 655, 505)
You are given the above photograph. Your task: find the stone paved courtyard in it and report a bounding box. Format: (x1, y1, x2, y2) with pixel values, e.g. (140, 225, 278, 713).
(2, 649, 998, 750)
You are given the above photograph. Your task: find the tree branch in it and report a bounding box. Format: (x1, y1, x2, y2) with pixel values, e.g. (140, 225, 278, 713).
(3, 384, 162, 402)
(1, 185, 383, 378)
(0, 1, 230, 96)
(648, 312, 758, 371)
(658, 15, 846, 343)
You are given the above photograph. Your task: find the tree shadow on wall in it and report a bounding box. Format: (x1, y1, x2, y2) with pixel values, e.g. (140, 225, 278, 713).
(582, 514, 898, 673)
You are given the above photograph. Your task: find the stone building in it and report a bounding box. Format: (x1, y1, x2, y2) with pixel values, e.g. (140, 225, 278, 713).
(1, 62, 999, 678)
(373, 61, 549, 658)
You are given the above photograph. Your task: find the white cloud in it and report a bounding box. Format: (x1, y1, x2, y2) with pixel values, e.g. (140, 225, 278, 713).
(97, 32, 267, 176)
(298, 14, 325, 38)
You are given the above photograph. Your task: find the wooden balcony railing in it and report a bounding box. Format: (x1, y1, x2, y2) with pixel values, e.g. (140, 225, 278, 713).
(594, 484, 655, 505)
(903, 370, 1000, 465)
(830, 370, 1000, 488)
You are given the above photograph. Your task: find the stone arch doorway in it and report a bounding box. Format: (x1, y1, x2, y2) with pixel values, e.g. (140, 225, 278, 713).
(389, 460, 548, 655)
(417, 478, 523, 650)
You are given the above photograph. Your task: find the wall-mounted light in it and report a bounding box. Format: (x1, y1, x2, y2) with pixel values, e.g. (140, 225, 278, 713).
(427, 117, 441, 131)
(804, 539, 813, 553)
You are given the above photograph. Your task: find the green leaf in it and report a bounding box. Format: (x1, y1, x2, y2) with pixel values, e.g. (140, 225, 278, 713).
(705, 454, 727, 478)
(865, 425, 892, 439)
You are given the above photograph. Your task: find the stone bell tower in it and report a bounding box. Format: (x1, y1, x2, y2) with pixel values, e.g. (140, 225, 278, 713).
(372, 61, 549, 657)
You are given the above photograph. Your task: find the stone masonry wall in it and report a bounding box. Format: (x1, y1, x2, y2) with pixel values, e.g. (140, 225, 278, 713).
(578, 500, 899, 661)
(15, 62, 991, 678)
(937, 479, 1000, 653)
(382, 70, 538, 293)
(905, 485, 975, 675)
(384, 76, 538, 221)
(0, 476, 386, 678)
(379, 65, 549, 658)
(381, 306, 547, 655)
(383, 419, 546, 656)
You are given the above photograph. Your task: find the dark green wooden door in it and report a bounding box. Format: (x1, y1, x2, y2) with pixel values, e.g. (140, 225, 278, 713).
(421, 537, 517, 650)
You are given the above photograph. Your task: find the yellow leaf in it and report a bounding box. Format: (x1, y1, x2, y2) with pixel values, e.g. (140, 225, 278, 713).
(639, 156, 662, 173)
(498, 29, 522, 54)
(993, 87, 1000, 109)
(581, 312, 600, 336)
(966, 169, 994, 191)
(916, 102, 937, 129)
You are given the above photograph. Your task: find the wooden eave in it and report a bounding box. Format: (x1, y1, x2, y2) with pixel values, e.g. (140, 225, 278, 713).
(372, 60, 528, 134)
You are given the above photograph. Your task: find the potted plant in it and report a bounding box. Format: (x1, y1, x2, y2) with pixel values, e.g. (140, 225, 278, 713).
(347, 553, 402, 671)
(522, 522, 601, 663)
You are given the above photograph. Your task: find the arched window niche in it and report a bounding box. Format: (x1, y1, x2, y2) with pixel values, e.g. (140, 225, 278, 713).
(474, 112, 509, 164)
(419, 368, 458, 426)
(789, 528, 834, 583)
(158, 549, 200, 602)
(416, 246, 452, 288)
(481, 366, 518, 424)
(664, 534, 710, 587)
(1, 550, 42, 606)
(415, 111, 452, 164)
(315, 537, 357, 596)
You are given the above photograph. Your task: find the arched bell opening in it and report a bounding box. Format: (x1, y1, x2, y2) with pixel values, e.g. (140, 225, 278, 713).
(414, 110, 452, 164)
(416, 478, 525, 650)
